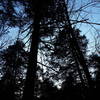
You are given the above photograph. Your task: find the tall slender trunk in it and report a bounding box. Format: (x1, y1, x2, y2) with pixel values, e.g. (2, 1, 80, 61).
(22, 13, 40, 100)
(64, 0, 93, 87)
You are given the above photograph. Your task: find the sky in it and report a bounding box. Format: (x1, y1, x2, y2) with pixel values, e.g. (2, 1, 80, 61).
(2, 0, 100, 55)
(81, 8, 100, 54)
(73, 0, 100, 55)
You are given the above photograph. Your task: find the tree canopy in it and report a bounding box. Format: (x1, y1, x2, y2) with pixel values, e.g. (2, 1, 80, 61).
(0, 0, 100, 100)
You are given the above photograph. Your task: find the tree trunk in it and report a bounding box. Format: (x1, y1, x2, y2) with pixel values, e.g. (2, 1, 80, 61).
(22, 12, 40, 100)
(63, 0, 93, 88)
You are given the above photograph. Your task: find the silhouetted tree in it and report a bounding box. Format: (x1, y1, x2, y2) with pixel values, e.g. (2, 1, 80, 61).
(0, 40, 28, 100)
(0, 1, 54, 100)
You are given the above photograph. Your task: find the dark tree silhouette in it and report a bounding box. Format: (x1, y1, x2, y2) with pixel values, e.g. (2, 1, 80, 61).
(0, 40, 28, 100)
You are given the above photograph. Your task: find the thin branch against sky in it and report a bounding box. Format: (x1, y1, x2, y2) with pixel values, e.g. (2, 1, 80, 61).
(69, 0, 100, 54)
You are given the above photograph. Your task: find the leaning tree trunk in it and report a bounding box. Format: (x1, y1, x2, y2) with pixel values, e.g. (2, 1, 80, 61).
(63, 2, 93, 88)
(22, 12, 40, 100)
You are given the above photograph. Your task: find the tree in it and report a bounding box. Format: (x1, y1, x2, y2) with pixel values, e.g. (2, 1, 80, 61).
(88, 53, 100, 86)
(37, 0, 90, 87)
(45, 27, 89, 87)
(0, 1, 54, 100)
(0, 40, 28, 100)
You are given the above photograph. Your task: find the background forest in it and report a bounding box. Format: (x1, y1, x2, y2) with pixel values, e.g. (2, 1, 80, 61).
(0, 0, 100, 100)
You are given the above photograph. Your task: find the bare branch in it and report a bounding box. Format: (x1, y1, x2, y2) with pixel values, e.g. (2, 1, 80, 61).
(72, 19, 100, 26)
